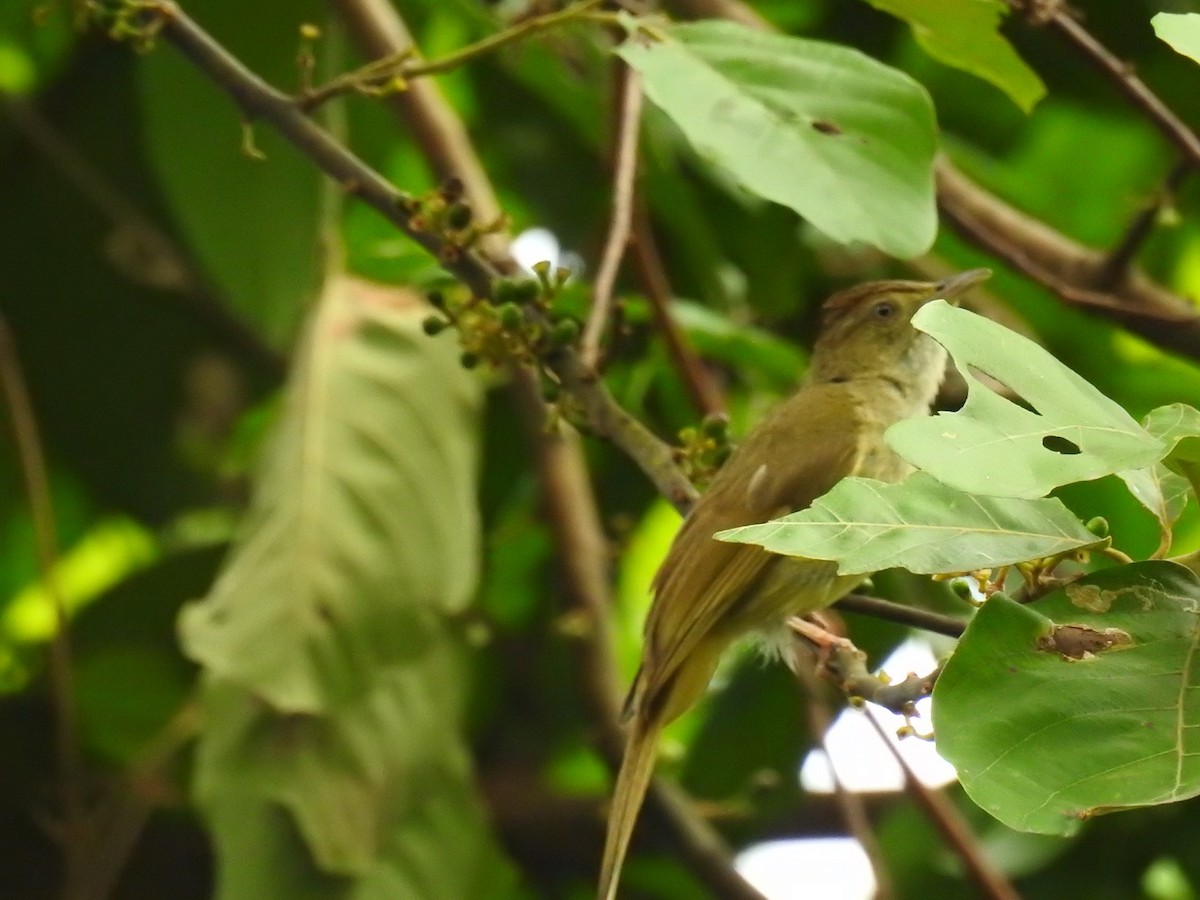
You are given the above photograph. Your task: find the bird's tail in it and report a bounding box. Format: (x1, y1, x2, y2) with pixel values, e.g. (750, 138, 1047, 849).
(597, 713, 664, 900)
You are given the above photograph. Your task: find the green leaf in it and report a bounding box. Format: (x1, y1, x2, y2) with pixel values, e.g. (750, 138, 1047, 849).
(887, 302, 1164, 498)
(1153, 12, 1200, 65)
(934, 562, 1200, 836)
(1143, 403, 1200, 473)
(180, 277, 481, 712)
(138, 0, 326, 346)
(183, 276, 515, 895)
(1118, 464, 1191, 556)
(715, 472, 1103, 575)
(616, 20, 938, 258)
(863, 0, 1044, 112)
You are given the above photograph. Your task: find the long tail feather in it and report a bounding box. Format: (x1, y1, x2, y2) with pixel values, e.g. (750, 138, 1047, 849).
(597, 715, 664, 900)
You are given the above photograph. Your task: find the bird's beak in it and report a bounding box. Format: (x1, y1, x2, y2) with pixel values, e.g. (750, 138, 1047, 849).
(933, 268, 991, 304)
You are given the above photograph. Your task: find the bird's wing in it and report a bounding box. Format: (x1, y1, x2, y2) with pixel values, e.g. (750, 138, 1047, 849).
(638, 388, 866, 718)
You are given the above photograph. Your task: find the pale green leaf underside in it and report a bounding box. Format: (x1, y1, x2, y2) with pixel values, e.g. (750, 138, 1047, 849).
(1118, 404, 1200, 552)
(180, 278, 482, 714)
(887, 302, 1164, 498)
(934, 562, 1200, 836)
(864, 0, 1044, 111)
(716, 472, 1102, 575)
(183, 278, 515, 895)
(1153, 12, 1200, 65)
(617, 20, 937, 258)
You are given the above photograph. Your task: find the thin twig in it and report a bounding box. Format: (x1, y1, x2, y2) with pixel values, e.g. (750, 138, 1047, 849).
(794, 650, 896, 900)
(62, 701, 202, 900)
(862, 713, 1022, 900)
(1098, 159, 1192, 288)
(300, 0, 613, 112)
(581, 62, 644, 369)
(0, 317, 86, 890)
(630, 205, 727, 418)
(835, 593, 966, 638)
(1017, 1, 1200, 168)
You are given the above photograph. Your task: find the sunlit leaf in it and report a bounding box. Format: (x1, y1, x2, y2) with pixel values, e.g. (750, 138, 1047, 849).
(716, 472, 1102, 575)
(887, 302, 1164, 498)
(934, 562, 1200, 835)
(617, 19, 938, 258)
(863, 0, 1044, 112)
(3, 517, 158, 643)
(1153, 12, 1200, 65)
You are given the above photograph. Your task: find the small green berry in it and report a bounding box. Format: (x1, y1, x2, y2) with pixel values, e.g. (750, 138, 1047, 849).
(422, 315, 448, 336)
(460, 351, 480, 369)
(550, 317, 579, 347)
(445, 202, 472, 230)
(950, 579, 975, 602)
(512, 280, 540, 304)
(497, 303, 524, 330)
(427, 290, 446, 309)
(1085, 516, 1110, 538)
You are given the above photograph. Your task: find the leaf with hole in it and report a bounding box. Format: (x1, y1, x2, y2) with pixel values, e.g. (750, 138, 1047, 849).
(934, 562, 1200, 835)
(716, 472, 1104, 575)
(616, 19, 937, 258)
(886, 302, 1164, 498)
(863, 0, 1044, 112)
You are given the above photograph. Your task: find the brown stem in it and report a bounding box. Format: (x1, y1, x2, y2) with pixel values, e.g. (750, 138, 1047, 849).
(631, 206, 727, 418)
(0, 317, 86, 894)
(147, 0, 694, 506)
(581, 62, 644, 369)
(328, 0, 509, 263)
(835, 593, 966, 638)
(863, 713, 1022, 900)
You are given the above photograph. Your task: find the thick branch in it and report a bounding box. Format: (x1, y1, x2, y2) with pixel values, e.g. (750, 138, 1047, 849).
(937, 157, 1200, 356)
(149, 0, 694, 508)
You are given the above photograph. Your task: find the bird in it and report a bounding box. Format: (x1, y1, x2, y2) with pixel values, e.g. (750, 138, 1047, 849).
(597, 269, 991, 900)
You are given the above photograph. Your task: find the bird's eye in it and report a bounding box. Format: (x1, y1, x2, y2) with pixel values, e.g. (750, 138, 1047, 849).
(871, 300, 897, 320)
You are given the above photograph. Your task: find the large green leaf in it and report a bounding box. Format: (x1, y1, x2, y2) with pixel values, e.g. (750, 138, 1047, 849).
(138, 0, 326, 347)
(715, 472, 1103, 575)
(180, 278, 481, 710)
(1153, 12, 1200, 65)
(616, 19, 937, 258)
(181, 277, 514, 896)
(863, 0, 1044, 112)
(887, 302, 1164, 498)
(934, 562, 1200, 836)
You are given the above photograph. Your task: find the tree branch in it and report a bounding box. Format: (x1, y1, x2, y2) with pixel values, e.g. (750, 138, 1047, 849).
(631, 205, 727, 418)
(144, 0, 696, 509)
(1017, 0, 1200, 168)
(581, 61, 644, 370)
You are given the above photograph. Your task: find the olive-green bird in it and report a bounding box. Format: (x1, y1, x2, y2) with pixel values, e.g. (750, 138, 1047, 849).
(597, 269, 991, 900)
